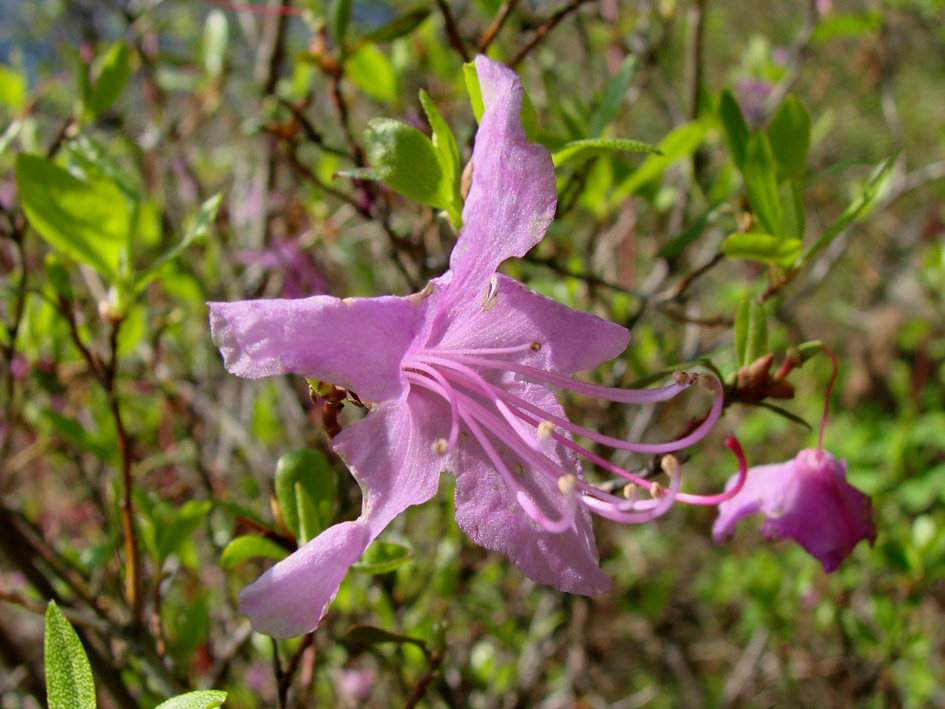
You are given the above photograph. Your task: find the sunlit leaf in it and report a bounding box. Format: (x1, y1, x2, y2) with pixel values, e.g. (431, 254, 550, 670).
(45, 601, 96, 709)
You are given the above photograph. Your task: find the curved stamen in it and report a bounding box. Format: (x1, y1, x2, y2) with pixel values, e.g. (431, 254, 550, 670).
(420, 351, 691, 404)
(429, 342, 541, 357)
(403, 361, 461, 453)
(675, 435, 748, 505)
(413, 355, 544, 453)
(580, 464, 681, 523)
(494, 374, 724, 455)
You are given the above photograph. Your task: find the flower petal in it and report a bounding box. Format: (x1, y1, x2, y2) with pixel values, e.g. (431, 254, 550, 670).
(239, 393, 446, 638)
(333, 392, 446, 536)
(208, 294, 421, 402)
(451, 382, 611, 595)
(447, 57, 556, 292)
(238, 520, 371, 639)
(425, 273, 629, 373)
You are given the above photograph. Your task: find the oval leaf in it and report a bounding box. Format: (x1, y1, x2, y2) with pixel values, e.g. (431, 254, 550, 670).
(15, 153, 129, 279)
(364, 118, 449, 210)
(45, 601, 96, 709)
(767, 95, 811, 180)
(153, 690, 228, 709)
(88, 41, 132, 118)
(734, 298, 768, 368)
(353, 541, 413, 574)
(743, 132, 784, 236)
(274, 449, 335, 543)
(220, 535, 290, 570)
(723, 232, 801, 269)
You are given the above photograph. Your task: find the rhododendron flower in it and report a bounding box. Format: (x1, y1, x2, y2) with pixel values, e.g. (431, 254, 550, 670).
(210, 57, 727, 638)
(713, 347, 876, 571)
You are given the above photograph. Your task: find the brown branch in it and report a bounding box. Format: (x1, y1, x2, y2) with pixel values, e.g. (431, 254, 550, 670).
(510, 0, 597, 68)
(277, 632, 315, 706)
(435, 0, 470, 61)
(479, 0, 521, 52)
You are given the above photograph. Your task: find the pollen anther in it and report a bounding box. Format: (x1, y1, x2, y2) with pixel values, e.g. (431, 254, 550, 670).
(650, 481, 665, 498)
(660, 454, 680, 478)
(558, 474, 577, 495)
(537, 420, 554, 440)
(431, 438, 449, 455)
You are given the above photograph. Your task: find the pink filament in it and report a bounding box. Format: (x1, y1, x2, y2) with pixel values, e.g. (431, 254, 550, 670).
(674, 435, 748, 505)
(818, 344, 838, 458)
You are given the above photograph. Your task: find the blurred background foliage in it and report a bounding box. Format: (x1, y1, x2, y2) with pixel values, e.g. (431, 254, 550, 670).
(1, 0, 944, 707)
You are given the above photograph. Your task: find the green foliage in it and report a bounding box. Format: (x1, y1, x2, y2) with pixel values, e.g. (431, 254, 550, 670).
(274, 449, 336, 544)
(220, 535, 290, 569)
(44, 601, 96, 709)
(552, 137, 660, 167)
(734, 299, 768, 367)
(86, 42, 132, 120)
(354, 540, 414, 574)
(724, 232, 802, 268)
(153, 691, 227, 709)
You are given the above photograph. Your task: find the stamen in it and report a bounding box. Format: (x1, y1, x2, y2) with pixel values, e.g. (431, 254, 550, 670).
(537, 420, 554, 440)
(404, 361, 461, 453)
(660, 454, 680, 478)
(558, 474, 577, 495)
(440, 353, 691, 404)
(675, 435, 749, 506)
(431, 438, 449, 456)
(623, 483, 638, 501)
(650, 481, 664, 498)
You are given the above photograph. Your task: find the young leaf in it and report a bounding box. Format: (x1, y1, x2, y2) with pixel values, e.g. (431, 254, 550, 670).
(782, 178, 806, 241)
(220, 535, 290, 570)
(343, 624, 429, 655)
(45, 601, 96, 709)
(353, 541, 413, 574)
(552, 137, 660, 167)
(463, 62, 485, 123)
(363, 118, 450, 210)
(767, 95, 810, 180)
(347, 45, 398, 103)
(743, 131, 784, 236)
(800, 154, 896, 265)
(613, 120, 707, 199)
(718, 89, 749, 170)
(734, 298, 767, 367)
(0, 64, 26, 110)
(153, 690, 228, 709)
(723, 232, 802, 269)
(157, 500, 213, 563)
(15, 153, 130, 280)
(359, 8, 430, 43)
(202, 10, 229, 78)
(589, 55, 637, 138)
(88, 41, 132, 118)
(418, 88, 462, 223)
(330, 0, 352, 47)
(274, 449, 336, 543)
(134, 192, 222, 292)
(335, 166, 381, 181)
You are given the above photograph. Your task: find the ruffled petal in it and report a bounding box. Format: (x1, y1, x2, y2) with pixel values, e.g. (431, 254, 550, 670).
(238, 521, 371, 639)
(208, 294, 421, 402)
(425, 273, 629, 373)
(446, 57, 556, 294)
(238, 392, 447, 638)
(451, 382, 611, 595)
(712, 459, 793, 544)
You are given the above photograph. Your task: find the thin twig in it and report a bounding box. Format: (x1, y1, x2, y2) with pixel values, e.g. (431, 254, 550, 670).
(510, 0, 597, 68)
(479, 0, 520, 52)
(435, 0, 470, 61)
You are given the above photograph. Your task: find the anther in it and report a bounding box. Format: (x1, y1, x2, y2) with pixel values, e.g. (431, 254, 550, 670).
(431, 438, 449, 456)
(697, 373, 715, 390)
(513, 463, 523, 477)
(529, 340, 542, 351)
(622, 483, 638, 500)
(660, 454, 680, 478)
(673, 371, 689, 386)
(650, 481, 665, 498)
(558, 474, 577, 495)
(537, 420, 554, 440)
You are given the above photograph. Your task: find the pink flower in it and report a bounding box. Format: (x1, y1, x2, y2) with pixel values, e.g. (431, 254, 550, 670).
(712, 346, 876, 572)
(713, 448, 876, 572)
(209, 57, 724, 638)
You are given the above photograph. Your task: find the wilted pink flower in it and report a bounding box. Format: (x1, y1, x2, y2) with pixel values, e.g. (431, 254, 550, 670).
(209, 57, 726, 638)
(713, 346, 876, 571)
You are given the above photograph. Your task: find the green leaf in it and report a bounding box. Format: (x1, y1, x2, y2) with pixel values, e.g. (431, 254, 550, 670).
(157, 500, 213, 563)
(767, 95, 810, 180)
(657, 204, 721, 260)
(353, 541, 413, 574)
(134, 192, 221, 292)
(797, 340, 823, 363)
(782, 178, 806, 241)
(330, 0, 352, 47)
(589, 55, 637, 138)
(613, 120, 707, 199)
(418, 89, 460, 185)
(202, 10, 229, 78)
(752, 401, 812, 431)
(153, 690, 228, 709)
(800, 154, 896, 265)
(0, 64, 27, 110)
(0, 119, 21, 156)
(718, 89, 749, 170)
(552, 137, 660, 167)
(359, 8, 430, 43)
(347, 45, 398, 103)
(520, 89, 538, 143)
(88, 42, 132, 118)
(743, 132, 784, 236)
(343, 624, 428, 655)
(723, 232, 801, 269)
(220, 535, 290, 570)
(734, 298, 767, 367)
(463, 61, 484, 122)
(15, 153, 129, 280)
(274, 449, 335, 543)
(45, 253, 74, 301)
(363, 118, 450, 210)
(45, 601, 96, 709)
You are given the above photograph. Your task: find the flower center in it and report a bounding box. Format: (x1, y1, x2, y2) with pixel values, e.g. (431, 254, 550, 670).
(401, 342, 738, 532)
